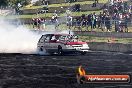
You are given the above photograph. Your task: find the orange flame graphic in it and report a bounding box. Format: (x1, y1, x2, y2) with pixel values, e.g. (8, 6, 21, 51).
(78, 66, 86, 76)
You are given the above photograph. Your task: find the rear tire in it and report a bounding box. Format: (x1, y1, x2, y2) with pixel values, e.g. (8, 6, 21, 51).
(40, 47, 43, 51)
(81, 51, 87, 55)
(58, 46, 63, 55)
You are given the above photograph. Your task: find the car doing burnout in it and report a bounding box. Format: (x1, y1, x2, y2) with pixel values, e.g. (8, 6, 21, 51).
(37, 34, 89, 55)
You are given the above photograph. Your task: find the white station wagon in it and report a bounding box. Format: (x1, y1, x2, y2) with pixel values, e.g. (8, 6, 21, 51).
(37, 34, 89, 55)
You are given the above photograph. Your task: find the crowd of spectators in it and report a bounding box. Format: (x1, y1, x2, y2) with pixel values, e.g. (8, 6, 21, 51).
(32, 11, 59, 30)
(66, 0, 132, 32)
(32, 18, 46, 30)
(32, 0, 132, 32)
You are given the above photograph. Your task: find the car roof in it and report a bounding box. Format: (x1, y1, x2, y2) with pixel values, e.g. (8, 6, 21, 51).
(43, 34, 72, 36)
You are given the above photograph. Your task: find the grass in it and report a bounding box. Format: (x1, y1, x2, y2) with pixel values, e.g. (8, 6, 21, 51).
(67, 10, 103, 16)
(8, 0, 106, 19)
(20, 5, 43, 10)
(6, 10, 102, 19)
(6, 13, 52, 19)
(48, 0, 108, 7)
(21, 0, 108, 10)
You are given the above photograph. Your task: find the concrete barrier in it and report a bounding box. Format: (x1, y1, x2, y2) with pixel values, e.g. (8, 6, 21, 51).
(89, 42, 132, 52)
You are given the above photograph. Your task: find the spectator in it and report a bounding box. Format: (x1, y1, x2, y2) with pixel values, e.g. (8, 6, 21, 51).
(32, 18, 38, 29)
(114, 14, 120, 32)
(91, 13, 95, 31)
(87, 13, 92, 30)
(101, 13, 106, 31)
(51, 14, 58, 23)
(93, 12, 97, 29)
(81, 14, 87, 27)
(129, 5, 132, 13)
(105, 15, 111, 32)
(74, 17, 81, 31)
(40, 18, 46, 30)
(97, 12, 102, 29)
(95, 0, 99, 3)
(66, 15, 73, 29)
(124, 15, 129, 32)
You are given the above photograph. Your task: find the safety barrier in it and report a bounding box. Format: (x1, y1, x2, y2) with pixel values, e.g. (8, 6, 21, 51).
(89, 42, 132, 52)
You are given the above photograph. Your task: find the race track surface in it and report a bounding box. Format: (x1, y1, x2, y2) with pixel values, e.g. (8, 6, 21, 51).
(0, 51, 132, 88)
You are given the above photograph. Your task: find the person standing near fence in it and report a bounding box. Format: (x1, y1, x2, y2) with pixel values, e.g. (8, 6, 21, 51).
(93, 12, 97, 29)
(91, 13, 96, 31)
(114, 14, 120, 32)
(105, 14, 111, 32)
(124, 15, 129, 32)
(87, 13, 92, 31)
(97, 12, 102, 30)
(66, 14, 73, 29)
(102, 13, 106, 31)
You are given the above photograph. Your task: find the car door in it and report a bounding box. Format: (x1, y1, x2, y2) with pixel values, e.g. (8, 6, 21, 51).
(49, 35, 59, 52)
(43, 35, 51, 50)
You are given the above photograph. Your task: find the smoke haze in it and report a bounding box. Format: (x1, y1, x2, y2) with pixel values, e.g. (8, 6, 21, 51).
(0, 19, 73, 54)
(0, 19, 40, 54)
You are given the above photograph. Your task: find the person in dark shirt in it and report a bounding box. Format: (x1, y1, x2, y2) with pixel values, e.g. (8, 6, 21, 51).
(105, 15, 111, 32)
(93, 12, 97, 29)
(98, 12, 102, 29)
(81, 14, 87, 27)
(95, 0, 99, 3)
(87, 14, 92, 30)
(124, 15, 129, 32)
(102, 13, 106, 31)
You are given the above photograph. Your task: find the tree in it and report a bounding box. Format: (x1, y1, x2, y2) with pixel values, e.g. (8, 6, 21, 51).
(0, 0, 8, 6)
(8, 0, 31, 7)
(0, 0, 31, 7)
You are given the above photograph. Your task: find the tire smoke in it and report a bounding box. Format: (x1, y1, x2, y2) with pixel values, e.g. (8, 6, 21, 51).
(0, 20, 40, 54)
(0, 19, 73, 54)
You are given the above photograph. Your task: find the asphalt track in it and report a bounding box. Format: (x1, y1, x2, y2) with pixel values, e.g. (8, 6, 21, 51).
(0, 51, 132, 88)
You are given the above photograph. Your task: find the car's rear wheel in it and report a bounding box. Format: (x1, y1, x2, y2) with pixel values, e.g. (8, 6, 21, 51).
(40, 47, 43, 51)
(58, 46, 63, 55)
(81, 51, 87, 55)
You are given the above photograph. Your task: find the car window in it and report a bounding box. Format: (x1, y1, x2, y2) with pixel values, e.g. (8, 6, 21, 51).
(39, 35, 46, 43)
(45, 36, 50, 42)
(51, 36, 56, 40)
(55, 35, 60, 40)
(59, 35, 66, 41)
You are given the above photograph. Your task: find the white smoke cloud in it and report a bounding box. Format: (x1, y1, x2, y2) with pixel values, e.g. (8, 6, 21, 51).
(0, 19, 40, 54)
(0, 18, 74, 54)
